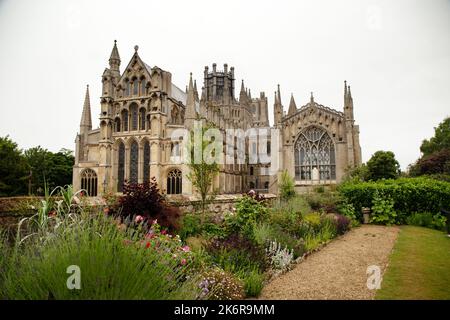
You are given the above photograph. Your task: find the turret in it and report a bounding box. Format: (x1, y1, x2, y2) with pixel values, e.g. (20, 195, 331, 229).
(185, 73, 196, 128)
(109, 40, 121, 74)
(344, 80, 354, 121)
(274, 84, 283, 125)
(288, 93, 297, 115)
(80, 85, 92, 134)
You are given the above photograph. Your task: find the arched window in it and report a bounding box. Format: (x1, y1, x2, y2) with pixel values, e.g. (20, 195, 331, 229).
(125, 81, 130, 96)
(250, 166, 254, 176)
(130, 140, 139, 184)
(143, 141, 150, 183)
(140, 79, 146, 95)
(114, 117, 121, 132)
(81, 168, 97, 197)
(130, 104, 138, 131)
(133, 78, 138, 95)
(264, 181, 269, 189)
(139, 108, 146, 130)
(167, 169, 182, 194)
(294, 126, 336, 181)
(118, 142, 125, 192)
(121, 109, 128, 131)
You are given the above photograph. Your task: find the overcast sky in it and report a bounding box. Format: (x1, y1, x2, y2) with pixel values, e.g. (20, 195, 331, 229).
(0, 0, 449, 169)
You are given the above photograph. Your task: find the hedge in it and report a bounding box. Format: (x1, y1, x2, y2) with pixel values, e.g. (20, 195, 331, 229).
(338, 177, 450, 221)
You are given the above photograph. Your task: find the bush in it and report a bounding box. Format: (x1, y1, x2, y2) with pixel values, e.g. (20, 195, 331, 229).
(303, 191, 340, 213)
(206, 234, 268, 274)
(406, 212, 447, 231)
(370, 191, 397, 225)
(118, 179, 181, 232)
(279, 170, 296, 200)
(242, 269, 264, 298)
(253, 222, 305, 258)
(226, 195, 268, 240)
(179, 212, 203, 240)
(1, 213, 200, 299)
(338, 177, 450, 222)
(333, 214, 351, 235)
(198, 267, 244, 300)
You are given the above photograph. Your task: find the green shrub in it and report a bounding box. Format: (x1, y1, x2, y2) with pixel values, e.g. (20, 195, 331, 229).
(338, 177, 450, 221)
(226, 195, 268, 240)
(406, 212, 447, 231)
(304, 191, 340, 213)
(303, 212, 322, 231)
(1, 213, 200, 299)
(337, 201, 357, 220)
(241, 268, 264, 298)
(253, 222, 305, 258)
(179, 212, 203, 240)
(279, 170, 296, 200)
(370, 191, 397, 225)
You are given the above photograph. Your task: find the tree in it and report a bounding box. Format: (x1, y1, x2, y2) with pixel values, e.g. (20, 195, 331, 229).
(420, 117, 450, 156)
(186, 122, 220, 217)
(0, 136, 27, 196)
(366, 151, 400, 180)
(24, 146, 74, 195)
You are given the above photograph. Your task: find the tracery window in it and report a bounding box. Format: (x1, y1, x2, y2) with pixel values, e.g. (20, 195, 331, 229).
(133, 78, 138, 95)
(121, 110, 128, 131)
(143, 141, 150, 183)
(167, 169, 182, 194)
(294, 126, 336, 181)
(117, 142, 125, 192)
(139, 108, 146, 130)
(140, 80, 146, 95)
(80, 168, 97, 197)
(130, 141, 139, 184)
(114, 117, 121, 132)
(125, 81, 130, 96)
(130, 104, 138, 131)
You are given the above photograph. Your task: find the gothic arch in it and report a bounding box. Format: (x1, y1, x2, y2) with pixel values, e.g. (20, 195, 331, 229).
(129, 139, 139, 184)
(80, 168, 98, 197)
(117, 140, 126, 192)
(166, 168, 182, 194)
(294, 126, 336, 182)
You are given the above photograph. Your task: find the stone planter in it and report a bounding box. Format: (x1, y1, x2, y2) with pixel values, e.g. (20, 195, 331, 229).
(362, 207, 371, 224)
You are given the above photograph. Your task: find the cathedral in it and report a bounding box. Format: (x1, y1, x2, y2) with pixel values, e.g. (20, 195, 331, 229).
(72, 41, 361, 197)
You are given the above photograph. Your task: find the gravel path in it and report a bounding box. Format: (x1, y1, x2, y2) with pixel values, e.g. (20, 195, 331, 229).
(259, 225, 399, 300)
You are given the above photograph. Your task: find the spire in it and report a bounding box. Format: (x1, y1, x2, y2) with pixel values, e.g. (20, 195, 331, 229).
(348, 85, 352, 98)
(194, 80, 199, 102)
(185, 73, 196, 121)
(310, 92, 314, 104)
(248, 89, 252, 100)
(277, 84, 281, 104)
(288, 93, 297, 115)
(80, 85, 92, 132)
(239, 80, 247, 103)
(109, 40, 121, 71)
(344, 80, 347, 96)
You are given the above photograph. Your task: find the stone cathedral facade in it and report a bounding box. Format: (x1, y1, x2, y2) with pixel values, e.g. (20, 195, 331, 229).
(72, 41, 361, 197)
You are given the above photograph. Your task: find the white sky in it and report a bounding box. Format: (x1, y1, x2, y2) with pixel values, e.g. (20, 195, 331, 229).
(0, 0, 449, 169)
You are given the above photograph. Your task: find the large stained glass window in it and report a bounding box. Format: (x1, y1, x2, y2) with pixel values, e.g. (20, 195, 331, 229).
(143, 141, 150, 183)
(130, 141, 139, 184)
(139, 108, 146, 130)
(294, 126, 336, 181)
(118, 142, 125, 192)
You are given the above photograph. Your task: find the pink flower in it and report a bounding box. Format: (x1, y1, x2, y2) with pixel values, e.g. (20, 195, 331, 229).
(161, 230, 167, 235)
(135, 215, 144, 223)
(182, 245, 190, 252)
(152, 219, 158, 225)
(181, 258, 187, 266)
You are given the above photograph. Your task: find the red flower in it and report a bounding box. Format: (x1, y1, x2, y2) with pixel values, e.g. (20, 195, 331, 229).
(146, 241, 151, 249)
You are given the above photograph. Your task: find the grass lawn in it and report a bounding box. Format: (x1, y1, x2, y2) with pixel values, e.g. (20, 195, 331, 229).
(376, 226, 450, 300)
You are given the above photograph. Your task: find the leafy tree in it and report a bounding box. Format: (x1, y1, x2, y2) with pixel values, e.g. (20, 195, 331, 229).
(186, 122, 220, 217)
(0, 136, 27, 196)
(343, 163, 370, 182)
(410, 148, 450, 176)
(24, 146, 74, 195)
(366, 151, 400, 180)
(420, 117, 450, 156)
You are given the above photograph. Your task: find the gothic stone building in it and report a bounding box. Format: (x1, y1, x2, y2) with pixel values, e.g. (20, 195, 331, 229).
(72, 41, 361, 197)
